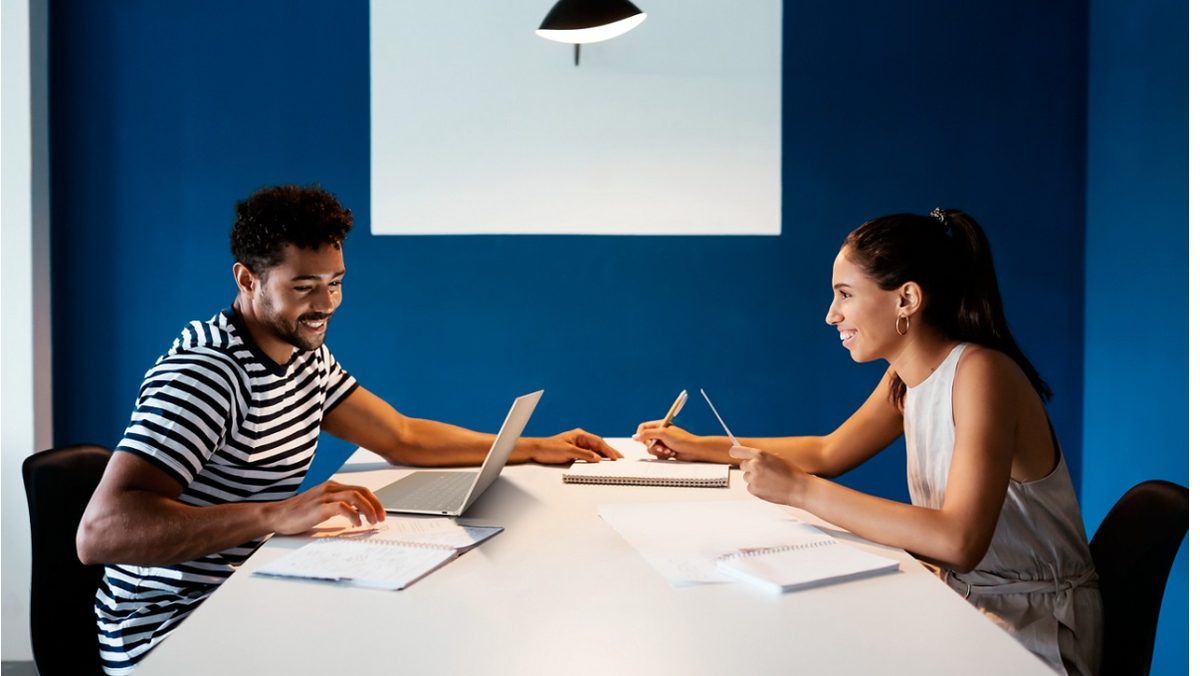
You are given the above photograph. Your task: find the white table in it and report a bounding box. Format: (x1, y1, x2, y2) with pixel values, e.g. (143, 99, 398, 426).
(136, 441, 1054, 675)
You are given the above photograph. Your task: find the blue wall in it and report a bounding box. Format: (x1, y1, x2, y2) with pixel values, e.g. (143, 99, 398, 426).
(49, 0, 1089, 501)
(46, 0, 1184, 673)
(1083, 1, 1189, 675)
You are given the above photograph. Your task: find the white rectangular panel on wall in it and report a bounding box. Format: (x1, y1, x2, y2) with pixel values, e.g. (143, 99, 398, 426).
(370, 0, 781, 235)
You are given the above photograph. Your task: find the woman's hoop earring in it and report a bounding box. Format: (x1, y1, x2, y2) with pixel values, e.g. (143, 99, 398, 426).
(895, 315, 910, 336)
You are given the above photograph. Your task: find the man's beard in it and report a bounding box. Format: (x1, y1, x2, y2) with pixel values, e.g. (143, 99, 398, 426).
(261, 294, 329, 353)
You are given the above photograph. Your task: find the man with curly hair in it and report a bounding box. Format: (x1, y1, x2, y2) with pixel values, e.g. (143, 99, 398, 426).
(77, 185, 620, 674)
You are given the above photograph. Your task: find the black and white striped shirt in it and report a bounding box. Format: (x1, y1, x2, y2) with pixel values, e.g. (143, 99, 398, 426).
(96, 307, 358, 674)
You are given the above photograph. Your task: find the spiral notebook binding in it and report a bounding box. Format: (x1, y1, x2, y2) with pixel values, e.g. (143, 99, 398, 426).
(716, 539, 839, 562)
(315, 536, 457, 551)
(562, 475, 727, 487)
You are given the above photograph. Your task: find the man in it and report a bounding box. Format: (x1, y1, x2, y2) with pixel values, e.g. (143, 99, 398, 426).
(76, 184, 620, 674)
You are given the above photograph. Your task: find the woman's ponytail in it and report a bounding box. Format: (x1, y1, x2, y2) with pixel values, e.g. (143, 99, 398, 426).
(940, 209, 1003, 344)
(939, 209, 1051, 402)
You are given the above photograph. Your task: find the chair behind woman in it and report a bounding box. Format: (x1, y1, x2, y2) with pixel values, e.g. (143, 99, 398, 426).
(1088, 480, 1188, 676)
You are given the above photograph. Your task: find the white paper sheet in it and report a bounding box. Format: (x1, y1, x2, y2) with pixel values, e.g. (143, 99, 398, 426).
(597, 500, 830, 586)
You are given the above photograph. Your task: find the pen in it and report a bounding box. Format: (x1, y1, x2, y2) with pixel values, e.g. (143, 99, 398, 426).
(646, 389, 688, 451)
(700, 388, 740, 447)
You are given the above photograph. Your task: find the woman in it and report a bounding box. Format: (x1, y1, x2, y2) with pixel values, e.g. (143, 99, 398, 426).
(635, 209, 1101, 676)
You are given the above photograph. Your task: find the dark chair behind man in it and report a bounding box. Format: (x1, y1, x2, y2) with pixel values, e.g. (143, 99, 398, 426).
(23, 444, 112, 676)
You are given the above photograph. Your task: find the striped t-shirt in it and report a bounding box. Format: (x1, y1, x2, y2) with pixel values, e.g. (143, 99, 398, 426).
(95, 307, 358, 675)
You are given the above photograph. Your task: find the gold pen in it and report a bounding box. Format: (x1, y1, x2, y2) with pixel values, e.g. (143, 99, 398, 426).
(647, 390, 688, 451)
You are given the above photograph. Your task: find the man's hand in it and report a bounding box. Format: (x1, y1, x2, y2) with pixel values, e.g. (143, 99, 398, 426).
(267, 480, 387, 535)
(520, 430, 624, 464)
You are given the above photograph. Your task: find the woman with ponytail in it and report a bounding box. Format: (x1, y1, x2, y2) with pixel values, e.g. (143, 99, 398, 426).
(635, 210, 1101, 676)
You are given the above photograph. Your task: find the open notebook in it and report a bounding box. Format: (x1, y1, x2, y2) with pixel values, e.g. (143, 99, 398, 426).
(253, 517, 502, 590)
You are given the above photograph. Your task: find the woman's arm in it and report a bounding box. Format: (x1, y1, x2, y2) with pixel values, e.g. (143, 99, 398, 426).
(735, 349, 1023, 572)
(635, 371, 904, 477)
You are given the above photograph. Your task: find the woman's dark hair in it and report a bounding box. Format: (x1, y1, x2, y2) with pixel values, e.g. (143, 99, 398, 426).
(842, 209, 1051, 408)
(230, 184, 354, 276)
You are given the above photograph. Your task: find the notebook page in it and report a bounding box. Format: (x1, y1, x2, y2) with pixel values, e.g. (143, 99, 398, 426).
(254, 538, 456, 590)
(312, 516, 502, 551)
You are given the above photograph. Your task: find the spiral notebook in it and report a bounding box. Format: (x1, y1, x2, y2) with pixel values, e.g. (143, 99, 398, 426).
(563, 458, 729, 487)
(253, 519, 502, 590)
(716, 539, 899, 593)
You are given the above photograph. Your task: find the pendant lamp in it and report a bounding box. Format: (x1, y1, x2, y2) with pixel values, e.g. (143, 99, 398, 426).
(536, 0, 646, 65)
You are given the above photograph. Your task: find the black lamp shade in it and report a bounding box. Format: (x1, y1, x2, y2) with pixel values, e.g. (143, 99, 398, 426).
(539, 0, 644, 32)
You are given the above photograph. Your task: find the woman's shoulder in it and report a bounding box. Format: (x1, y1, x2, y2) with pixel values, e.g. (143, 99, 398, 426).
(955, 343, 1034, 394)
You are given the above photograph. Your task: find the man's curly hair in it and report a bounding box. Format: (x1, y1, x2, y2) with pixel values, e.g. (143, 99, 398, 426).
(230, 185, 354, 276)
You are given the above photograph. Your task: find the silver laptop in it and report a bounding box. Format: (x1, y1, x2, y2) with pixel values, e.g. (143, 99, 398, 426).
(374, 390, 542, 516)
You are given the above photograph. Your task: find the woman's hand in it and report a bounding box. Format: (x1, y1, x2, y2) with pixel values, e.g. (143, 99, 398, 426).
(633, 421, 729, 463)
(730, 445, 810, 508)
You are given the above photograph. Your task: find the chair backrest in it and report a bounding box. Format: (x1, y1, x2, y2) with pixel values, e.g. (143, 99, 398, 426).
(22, 444, 113, 676)
(1089, 480, 1188, 676)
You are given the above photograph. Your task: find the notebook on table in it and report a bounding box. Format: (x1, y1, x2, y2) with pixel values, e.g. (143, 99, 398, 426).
(563, 458, 729, 487)
(373, 390, 542, 516)
(253, 517, 503, 590)
(716, 540, 900, 593)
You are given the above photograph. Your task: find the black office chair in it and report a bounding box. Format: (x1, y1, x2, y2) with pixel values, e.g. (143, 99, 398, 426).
(1089, 480, 1188, 676)
(22, 444, 113, 676)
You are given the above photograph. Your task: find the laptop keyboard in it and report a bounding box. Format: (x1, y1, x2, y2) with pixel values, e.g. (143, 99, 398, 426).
(395, 471, 477, 511)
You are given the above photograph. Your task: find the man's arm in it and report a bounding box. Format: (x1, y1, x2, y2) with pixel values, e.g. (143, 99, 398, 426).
(77, 452, 385, 567)
(320, 387, 621, 466)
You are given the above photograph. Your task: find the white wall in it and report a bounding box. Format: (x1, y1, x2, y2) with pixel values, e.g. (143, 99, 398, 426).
(371, 0, 782, 235)
(1, 0, 52, 660)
